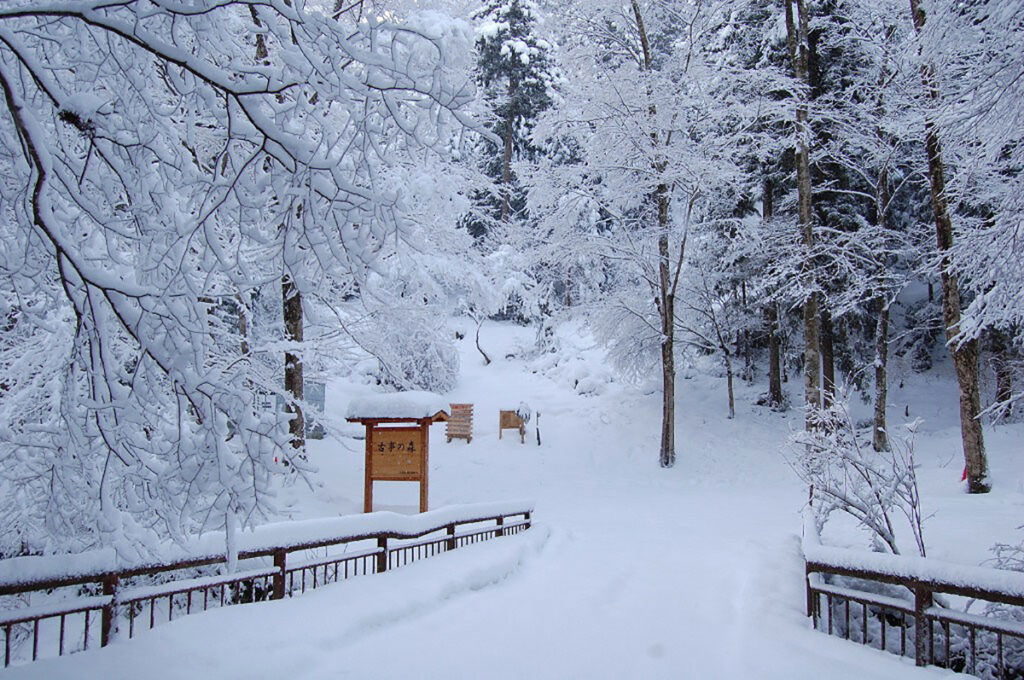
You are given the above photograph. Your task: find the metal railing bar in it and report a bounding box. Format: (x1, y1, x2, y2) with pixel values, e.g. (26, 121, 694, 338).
(117, 567, 278, 605)
(0, 596, 111, 627)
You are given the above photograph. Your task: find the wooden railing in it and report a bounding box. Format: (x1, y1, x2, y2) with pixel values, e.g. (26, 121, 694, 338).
(0, 502, 532, 668)
(803, 509, 1024, 677)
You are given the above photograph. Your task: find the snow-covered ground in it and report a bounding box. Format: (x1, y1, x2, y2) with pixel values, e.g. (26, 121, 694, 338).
(8, 319, 1024, 679)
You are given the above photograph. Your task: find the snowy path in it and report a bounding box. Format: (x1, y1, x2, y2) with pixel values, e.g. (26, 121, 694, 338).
(327, 483, 929, 680)
(7, 323, 947, 678)
(7, 480, 935, 679)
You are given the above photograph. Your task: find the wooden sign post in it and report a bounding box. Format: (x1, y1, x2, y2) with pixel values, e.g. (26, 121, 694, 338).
(364, 422, 429, 513)
(346, 394, 448, 514)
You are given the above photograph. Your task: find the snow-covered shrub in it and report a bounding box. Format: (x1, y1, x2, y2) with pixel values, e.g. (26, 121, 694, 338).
(788, 397, 926, 557)
(980, 539, 1024, 676)
(354, 305, 459, 394)
(589, 295, 663, 384)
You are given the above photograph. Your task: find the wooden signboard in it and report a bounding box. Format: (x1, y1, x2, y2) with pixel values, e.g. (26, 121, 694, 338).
(369, 427, 425, 480)
(348, 409, 447, 514)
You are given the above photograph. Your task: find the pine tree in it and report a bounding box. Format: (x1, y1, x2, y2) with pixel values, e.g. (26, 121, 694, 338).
(469, 0, 558, 237)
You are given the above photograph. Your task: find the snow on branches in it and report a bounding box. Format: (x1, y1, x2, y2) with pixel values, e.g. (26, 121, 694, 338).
(0, 0, 478, 557)
(788, 398, 927, 558)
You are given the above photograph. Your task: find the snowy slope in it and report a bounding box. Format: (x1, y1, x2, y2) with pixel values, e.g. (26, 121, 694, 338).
(8, 319, 1022, 679)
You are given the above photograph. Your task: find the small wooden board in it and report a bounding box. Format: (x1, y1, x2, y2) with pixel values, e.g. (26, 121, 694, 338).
(447, 403, 473, 443)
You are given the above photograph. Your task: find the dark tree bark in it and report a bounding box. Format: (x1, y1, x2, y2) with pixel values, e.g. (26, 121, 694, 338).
(725, 354, 736, 419)
(820, 307, 835, 408)
(871, 29, 896, 453)
(873, 163, 892, 452)
(909, 0, 988, 493)
(989, 329, 1014, 423)
(763, 174, 784, 408)
(785, 0, 821, 430)
(253, 6, 303, 455)
(768, 305, 784, 407)
(873, 300, 891, 451)
(500, 79, 516, 224)
(656, 193, 676, 467)
(282, 272, 304, 454)
(631, 0, 677, 468)
(475, 317, 492, 366)
(237, 293, 250, 359)
(740, 282, 753, 382)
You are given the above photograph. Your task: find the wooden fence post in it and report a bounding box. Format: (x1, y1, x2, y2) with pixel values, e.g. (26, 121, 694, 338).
(914, 583, 932, 666)
(524, 511, 531, 529)
(805, 564, 814, 620)
(101, 573, 119, 647)
(446, 524, 456, 551)
(272, 549, 287, 600)
(496, 516, 505, 538)
(376, 537, 388, 573)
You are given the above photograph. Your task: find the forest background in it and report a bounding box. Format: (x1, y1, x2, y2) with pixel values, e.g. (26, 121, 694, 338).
(0, 0, 1021, 569)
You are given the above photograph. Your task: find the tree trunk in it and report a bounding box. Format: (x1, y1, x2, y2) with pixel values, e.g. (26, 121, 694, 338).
(725, 354, 735, 420)
(740, 282, 753, 382)
(282, 272, 304, 454)
(768, 304, 783, 407)
(820, 307, 835, 408)
(909, 0, 988, 493)
(657, 213, 675, 468)
(632, 0, 676, 468)
(989, 329, 1014, 423)
(237, 292, 250, 358)
(475, 317, 491, 366)
(500, 76, 517, 224)
(786, 0, 821, 431)
(873, 300, 891, 451)
(763, 175, 784, 408)
(873, 158, 891, 452)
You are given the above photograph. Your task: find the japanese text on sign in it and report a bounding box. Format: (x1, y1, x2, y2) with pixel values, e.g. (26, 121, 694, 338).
(371, 428, 422, 479)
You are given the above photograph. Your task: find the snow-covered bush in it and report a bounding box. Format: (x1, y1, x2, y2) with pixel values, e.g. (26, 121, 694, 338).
(589, 293, 663, 385)
(788, 397, 926, 557)
(981, 538, 1024, 675)
(354, 305, 460, 394)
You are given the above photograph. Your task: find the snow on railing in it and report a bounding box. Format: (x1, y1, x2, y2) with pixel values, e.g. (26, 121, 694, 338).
(0, 500, 533, 590)
(0, 501, 533, 668)
(803, 508, 1024, 599)
(802, 506, 1024, 676)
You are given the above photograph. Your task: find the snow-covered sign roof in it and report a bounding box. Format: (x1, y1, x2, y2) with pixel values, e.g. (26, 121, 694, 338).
(346, 391, 449, 422)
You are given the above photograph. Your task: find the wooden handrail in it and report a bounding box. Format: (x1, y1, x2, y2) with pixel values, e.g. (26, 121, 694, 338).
(802, 507, 1024, 674)
(1, 502, 533, 667)
(803, 507, 1024, 607)
(0, 502, 533, 596)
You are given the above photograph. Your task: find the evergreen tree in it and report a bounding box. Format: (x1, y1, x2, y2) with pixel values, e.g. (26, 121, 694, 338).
(468, 0, 558, 237)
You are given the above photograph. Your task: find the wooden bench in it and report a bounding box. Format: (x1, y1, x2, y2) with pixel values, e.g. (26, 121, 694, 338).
(447, 403, 473, 443)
